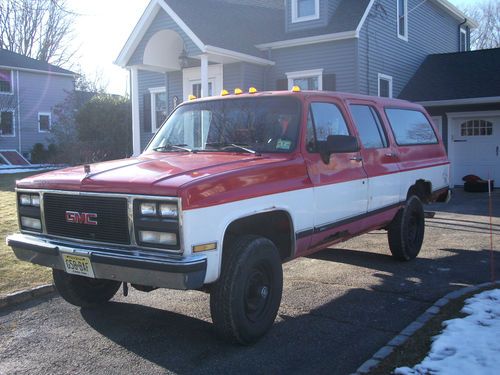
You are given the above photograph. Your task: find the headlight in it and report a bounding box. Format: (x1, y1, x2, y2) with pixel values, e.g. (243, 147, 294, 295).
(140, 202, 157, 216)
(139, 201, 178, 218)
(19, 193, 40, 207)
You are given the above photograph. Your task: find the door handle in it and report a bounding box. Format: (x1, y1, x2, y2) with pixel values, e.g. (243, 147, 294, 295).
(385, 152, 397, 158)
(350, 156, 362, 162)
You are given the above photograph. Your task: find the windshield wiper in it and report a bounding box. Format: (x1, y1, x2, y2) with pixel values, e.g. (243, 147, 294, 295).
(205, 142, 260, 155)
(153, 144, 193, 153)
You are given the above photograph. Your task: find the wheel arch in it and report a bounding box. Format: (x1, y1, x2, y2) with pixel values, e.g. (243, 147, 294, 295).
(221, 208, 296, 263)
(407, 179, 433, 203)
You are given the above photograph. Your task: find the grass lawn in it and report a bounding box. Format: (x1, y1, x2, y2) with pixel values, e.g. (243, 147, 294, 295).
(0, 172, 52, 295)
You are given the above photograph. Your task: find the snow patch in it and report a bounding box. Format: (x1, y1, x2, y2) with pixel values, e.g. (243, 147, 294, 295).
(395, 289, 500, 375)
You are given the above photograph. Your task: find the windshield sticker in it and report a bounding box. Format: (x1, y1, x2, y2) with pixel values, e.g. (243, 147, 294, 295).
(276, 139, 292, 150)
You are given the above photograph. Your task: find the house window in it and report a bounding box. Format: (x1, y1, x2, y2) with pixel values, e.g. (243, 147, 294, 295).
(150, 88, 167, 132)
(287, 69, 323, 90)
(378, 74, 393, 98)
(397, 0, 408, 40)
(460, 28, 468, 52)
(0, 69, 13, 93)
(0, 111, 14, 136)
(191, 81, 214, 98)
(460, 120, 493, 136)
(38, 113, 51, 132)
(291, 0, 319, 23)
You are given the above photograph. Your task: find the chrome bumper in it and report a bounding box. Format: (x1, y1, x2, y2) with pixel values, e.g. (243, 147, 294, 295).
(6, 233, 207, 290)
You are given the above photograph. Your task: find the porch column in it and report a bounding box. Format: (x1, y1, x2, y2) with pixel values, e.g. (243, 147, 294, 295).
(200, 54, 209, 97)
(130, 67, 141, 156)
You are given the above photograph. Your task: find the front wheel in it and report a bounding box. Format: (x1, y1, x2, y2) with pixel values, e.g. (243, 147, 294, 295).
(387, 195, 425, 261)
(210, 235, 283, 345)
(53, 269, 121, 308)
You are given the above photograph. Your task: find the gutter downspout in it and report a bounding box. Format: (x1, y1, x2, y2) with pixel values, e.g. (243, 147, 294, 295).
(458, 18, 467, 51)
(17, 71, 21, 154)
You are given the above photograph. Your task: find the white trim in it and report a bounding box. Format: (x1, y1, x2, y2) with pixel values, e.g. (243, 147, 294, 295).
(433, 0, 478, 28)
(0, 109, 16, 137)
(460, 27, 467, 52)
(286, 69, 324, 90)
(116, 0, 205, 67)
(397, 0, 408, 41)
(37, 112, 52, 133)
(203, 45, 275, 66)
(0, 65, 73, 78)
(130, 67, 141, 156)
(149, 87, 167, 133)
(377, 73, 393, 98)
(418, 96, 500, 107)
(356, 0, 376, 34)
(291, 0, 320, 23)
(255, 31, 358, 50)
(446, 110, 500, 120)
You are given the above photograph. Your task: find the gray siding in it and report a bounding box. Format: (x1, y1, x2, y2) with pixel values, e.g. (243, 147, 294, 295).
(358, 0, 461, 98)
(267, 39, 359, 93)
(128, 8, 201, 66)
(285, 0, 332, 33)
(16, 71, 73, 155)
(223, 63, 243, 91)
(138, 70, 166, 150)
(242, 63, 266, 91)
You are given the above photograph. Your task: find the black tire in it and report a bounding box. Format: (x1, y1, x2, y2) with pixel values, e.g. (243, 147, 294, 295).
(53, 269, 121, 308)
(210, 235, 283, 345)
(388, 195, 425, 261)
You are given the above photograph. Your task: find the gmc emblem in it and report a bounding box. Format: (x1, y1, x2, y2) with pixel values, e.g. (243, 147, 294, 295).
(65, 211, 98, 226)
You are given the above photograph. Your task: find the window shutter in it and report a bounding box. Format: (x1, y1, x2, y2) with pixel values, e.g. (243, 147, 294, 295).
(322, 74, 336, 91)
(276, 79, 288, 90)
(143, 93, 152, 133)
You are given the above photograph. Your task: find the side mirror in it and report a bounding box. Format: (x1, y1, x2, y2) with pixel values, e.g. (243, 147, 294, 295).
(319, 135, 359, 163)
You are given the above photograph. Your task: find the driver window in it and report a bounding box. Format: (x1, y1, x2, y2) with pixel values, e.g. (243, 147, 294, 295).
(307, 102, 349, 152)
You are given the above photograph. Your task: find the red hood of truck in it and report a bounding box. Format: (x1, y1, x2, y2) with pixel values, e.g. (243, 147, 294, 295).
(16, 152, 299, 198)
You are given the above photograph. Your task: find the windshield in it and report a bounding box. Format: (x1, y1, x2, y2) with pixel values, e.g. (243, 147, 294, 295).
(146, 97, 301, 154)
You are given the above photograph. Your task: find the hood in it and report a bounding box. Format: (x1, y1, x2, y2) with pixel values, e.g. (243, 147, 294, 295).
(17, 152, 289, 196)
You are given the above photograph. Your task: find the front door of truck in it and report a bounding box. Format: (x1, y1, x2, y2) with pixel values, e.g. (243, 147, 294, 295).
(346, 101, 401, 212)
(303, 98, 368, 249)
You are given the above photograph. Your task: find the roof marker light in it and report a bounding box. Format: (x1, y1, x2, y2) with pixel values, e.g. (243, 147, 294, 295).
(220, 89, 229, 96)
(188, 95, 197, 100)
(249, 87, 257, 94)
(234, 88, 243, 95)
(291, 86, 301, 92)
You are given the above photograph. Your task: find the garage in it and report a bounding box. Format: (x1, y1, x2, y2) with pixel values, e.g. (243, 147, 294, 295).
(449, 111, 500, 186)
(399, 47, 500, 188)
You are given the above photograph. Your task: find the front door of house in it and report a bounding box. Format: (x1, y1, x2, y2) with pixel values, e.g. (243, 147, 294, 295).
(182, 65, 222, 100)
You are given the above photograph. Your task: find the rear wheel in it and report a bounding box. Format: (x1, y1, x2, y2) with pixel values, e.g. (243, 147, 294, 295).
(210, 235, 283, 345)
(53, 269, 121, 308)
(388, 195, 425, 261)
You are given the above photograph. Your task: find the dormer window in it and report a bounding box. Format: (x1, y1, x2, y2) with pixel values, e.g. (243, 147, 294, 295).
(292, 0, 319, 23)
(397, 0, 408, 41)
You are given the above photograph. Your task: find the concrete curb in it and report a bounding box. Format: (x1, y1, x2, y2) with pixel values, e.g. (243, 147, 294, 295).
(0, 284, 55, 310)
(353, 281, 500, 375)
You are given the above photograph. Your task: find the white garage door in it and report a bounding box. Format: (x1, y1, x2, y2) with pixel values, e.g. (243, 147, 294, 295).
(451, 113, 500, 186)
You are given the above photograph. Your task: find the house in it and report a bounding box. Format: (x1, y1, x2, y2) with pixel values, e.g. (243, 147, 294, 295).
(400, 48, 500, 186)
(116, 0, 483, 186)
(0, 49, 75, 164)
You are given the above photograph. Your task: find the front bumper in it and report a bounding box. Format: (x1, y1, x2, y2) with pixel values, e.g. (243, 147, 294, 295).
(7, 233, 207, 290)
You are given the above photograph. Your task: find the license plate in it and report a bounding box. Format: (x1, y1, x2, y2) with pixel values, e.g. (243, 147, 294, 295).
(62, 254, 95, 278)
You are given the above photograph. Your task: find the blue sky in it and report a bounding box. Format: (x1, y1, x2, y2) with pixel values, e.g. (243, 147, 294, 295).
(67, 0, 484, 95)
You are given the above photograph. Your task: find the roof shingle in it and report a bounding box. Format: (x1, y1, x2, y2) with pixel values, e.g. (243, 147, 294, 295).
(0, 48, 74, 75)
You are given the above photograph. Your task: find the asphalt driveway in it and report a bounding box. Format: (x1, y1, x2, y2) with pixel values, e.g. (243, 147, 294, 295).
(1, 190, 498, 375)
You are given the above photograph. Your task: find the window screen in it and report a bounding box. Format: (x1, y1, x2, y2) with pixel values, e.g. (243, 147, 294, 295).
(350, 105, 387, 149)
(385, 108, 437, 145)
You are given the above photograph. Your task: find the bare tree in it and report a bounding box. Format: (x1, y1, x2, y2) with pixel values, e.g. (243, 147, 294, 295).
(0, 0, 77, 67)
(463, 0, 500, 50)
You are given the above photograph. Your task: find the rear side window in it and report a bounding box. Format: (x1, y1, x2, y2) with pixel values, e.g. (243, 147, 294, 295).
(385, 108, 437, 145)
(350, 105, 387, 149)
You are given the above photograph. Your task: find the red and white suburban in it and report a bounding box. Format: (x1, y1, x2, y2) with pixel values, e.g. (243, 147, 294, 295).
(8, 89, 450, 344)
